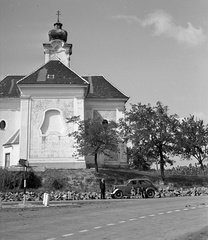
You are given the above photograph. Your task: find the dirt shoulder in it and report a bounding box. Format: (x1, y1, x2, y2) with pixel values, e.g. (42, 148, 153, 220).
(0, 200, 123, 223)
(173, 226, 208, 240)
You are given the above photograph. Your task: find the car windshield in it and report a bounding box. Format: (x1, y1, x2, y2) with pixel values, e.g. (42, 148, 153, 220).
(125, 180, 131, 185)
(124, 179, 150, 185)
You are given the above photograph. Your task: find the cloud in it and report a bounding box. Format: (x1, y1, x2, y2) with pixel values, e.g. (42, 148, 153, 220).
(113, 15, 140, 24)
(113, 10, 207, 46)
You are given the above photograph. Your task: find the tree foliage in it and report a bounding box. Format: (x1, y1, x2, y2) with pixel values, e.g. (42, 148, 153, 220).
(177, 115, 208, 169)
(67, 117, 120, 172)
(127, 146, 152, 170)
(120, 102, 179, 180)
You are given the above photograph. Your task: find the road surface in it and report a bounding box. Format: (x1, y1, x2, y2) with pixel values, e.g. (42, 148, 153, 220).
(0, 196, 208, 240)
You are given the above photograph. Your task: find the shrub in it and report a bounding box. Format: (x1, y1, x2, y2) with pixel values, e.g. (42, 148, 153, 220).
(0, 169, 42, 191)
(42, 176, 68, 190)
(26, 172, 42, 189)
(52, 179, 64, 190)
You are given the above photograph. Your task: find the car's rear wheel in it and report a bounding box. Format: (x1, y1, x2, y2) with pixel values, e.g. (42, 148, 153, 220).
(114, 190, 123, 199)
(146, 189, 155, 198)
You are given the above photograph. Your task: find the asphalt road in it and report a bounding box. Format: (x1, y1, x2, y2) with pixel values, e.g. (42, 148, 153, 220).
(1, 196, 208, 240)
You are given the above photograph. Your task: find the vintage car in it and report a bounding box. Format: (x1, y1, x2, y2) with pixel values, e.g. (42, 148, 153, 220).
(111, 178, 158, 199)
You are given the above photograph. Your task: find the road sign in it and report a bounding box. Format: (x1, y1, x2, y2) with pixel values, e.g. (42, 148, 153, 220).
(19, 159, 29, 167)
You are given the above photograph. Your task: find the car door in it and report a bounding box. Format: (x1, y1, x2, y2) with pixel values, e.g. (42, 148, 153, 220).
(126, 180, 137, 195)
(138, 180, 147, 190)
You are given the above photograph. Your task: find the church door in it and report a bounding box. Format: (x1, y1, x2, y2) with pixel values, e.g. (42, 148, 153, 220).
(5, 153, 10, 168)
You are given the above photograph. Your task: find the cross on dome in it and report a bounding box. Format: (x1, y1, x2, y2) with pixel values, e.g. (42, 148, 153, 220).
(56, 10, 61, 22)
(48, 11, 68, 42)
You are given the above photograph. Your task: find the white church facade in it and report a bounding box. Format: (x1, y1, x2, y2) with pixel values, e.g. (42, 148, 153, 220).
(0, 15, 129, 170)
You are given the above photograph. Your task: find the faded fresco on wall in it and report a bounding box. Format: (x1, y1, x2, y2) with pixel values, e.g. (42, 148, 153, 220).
(30, 98, 75, 159)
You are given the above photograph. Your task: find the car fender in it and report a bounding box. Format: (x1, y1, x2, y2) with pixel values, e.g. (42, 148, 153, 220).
(112, 188, 120, 195)
(146, 187, 155, 192)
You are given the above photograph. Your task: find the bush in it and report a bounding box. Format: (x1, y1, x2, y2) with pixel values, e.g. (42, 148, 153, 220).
(26, 172, 42, 189)
(42, 176, 68, 191)
(52, 179, 64, 190)
(0, 169, 42, 191)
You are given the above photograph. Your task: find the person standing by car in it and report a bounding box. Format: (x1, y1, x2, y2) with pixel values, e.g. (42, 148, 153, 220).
(139, 180, 147, 198)
(100, 178, 106, 199)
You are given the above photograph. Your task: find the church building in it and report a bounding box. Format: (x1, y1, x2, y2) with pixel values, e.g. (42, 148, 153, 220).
(0, 14, 129, 170)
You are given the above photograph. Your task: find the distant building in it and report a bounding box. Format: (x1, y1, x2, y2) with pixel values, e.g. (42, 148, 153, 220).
(0, 14, 129, 170)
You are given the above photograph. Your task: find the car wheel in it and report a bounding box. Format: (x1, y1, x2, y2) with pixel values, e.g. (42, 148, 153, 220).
(146, 189, 155, 198)
(115, 190, 123, 199)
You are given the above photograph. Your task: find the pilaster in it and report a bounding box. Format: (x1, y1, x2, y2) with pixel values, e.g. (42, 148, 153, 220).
(19, 96, 30, 160)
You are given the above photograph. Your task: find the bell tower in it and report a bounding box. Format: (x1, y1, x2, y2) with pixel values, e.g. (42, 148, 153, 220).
(43, 11, 72, 68)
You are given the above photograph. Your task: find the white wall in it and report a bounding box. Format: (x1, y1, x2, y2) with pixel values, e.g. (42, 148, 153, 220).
(0, 99, 20, 167)
(18, 84, 87, 167)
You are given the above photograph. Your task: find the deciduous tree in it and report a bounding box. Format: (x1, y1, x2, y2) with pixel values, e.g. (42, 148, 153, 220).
(177, 115, 208, 169)
(67, 117, 120, 172)
(120, 102, 179, 180)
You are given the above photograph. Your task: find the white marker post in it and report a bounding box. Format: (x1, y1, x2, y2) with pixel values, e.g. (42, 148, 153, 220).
(43, 193, 46, 205)
(43, 193, 49, 207)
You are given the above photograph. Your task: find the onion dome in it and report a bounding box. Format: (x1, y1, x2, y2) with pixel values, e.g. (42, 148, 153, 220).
(48, 11, 68, 42)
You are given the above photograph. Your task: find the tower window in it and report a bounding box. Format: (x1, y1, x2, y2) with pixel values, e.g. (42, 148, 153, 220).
(47, 74, 55, 79)
(102, 119, 108, 125)
(0, 120, 6, 130)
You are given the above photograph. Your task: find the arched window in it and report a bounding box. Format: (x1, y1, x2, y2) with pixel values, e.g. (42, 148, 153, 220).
(40, 109, 66, 136)
(102, 119, 108, 126)
(0, 120, 6, 130)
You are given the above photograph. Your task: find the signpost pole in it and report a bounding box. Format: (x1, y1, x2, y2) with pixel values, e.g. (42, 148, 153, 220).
(18, 159, 29, 206)
(23, 166, 27, 205)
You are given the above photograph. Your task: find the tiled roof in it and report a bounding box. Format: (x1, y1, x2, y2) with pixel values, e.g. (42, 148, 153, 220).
(17, 60, 88, 85)
(0, 75, 24, 98)
(3, 130, 20, 146)
(0, 67, 129, 101)
(83, 76, 129, 100)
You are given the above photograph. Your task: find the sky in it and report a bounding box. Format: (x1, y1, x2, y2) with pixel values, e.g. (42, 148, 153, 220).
(0, 0, 208, 124)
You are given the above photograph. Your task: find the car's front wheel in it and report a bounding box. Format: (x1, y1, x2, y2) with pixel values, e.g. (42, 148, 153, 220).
(146, 189, 155, 198)
(114, 190, 123, 199)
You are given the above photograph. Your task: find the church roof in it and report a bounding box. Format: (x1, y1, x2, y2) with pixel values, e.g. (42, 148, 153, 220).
(0, 66, 129, 101)
(3, 130, 19, 146)
(0, 75, 24, 98)
(83, 76, 129, 100)
(17, 60, 89, 85)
